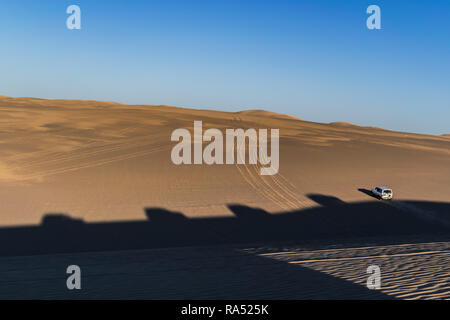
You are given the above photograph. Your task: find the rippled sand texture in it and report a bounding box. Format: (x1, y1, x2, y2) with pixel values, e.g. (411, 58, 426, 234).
(0, 241, 447, 299)
(248, 241, 450, 300)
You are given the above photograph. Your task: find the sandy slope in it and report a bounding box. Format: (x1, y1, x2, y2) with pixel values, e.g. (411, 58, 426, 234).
(0, 95, 449, 299)
(0, 95, 449, 225)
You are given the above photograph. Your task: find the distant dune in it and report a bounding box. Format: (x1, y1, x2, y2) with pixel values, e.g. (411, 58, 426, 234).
(237, 109, 303, 121)
(329, 121, 359, 127)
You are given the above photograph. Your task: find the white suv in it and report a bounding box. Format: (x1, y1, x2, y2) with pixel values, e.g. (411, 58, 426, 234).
(371, 186, 393, 200)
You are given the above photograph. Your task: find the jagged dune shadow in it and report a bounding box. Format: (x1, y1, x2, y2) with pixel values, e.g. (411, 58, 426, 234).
(1, 196, 449, 299)
(0, 195, 448, 257)
(307, 194, 346, 207)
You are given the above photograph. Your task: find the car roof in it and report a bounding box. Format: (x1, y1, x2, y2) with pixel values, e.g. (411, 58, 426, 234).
(377, 186, 392, 190)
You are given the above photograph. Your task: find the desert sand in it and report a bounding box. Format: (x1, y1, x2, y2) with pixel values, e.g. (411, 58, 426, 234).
(0, 95, 449, 299)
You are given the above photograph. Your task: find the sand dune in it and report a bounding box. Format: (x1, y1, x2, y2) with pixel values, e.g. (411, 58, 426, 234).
(0, 95, 449, 299)
(0, 95, 449, 224)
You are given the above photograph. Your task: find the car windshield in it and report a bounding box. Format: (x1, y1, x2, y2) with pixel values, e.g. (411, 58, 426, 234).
(383, 190, 392, 194)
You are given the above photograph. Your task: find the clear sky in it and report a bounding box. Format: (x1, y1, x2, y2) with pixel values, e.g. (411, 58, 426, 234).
(0, 0, 449, 134)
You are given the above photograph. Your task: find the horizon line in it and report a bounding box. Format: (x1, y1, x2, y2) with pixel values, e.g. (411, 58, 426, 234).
(1, 93, 448, 137)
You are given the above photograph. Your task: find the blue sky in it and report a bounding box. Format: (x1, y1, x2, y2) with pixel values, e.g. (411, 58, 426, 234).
(0, 0, 449, 134)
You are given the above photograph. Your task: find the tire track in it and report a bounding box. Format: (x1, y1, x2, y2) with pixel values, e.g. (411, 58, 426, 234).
(21, 144, 170, 180)
(12, 132, 168, 170)
(8, 132, 171, 181)
(231, 117, 307, 210)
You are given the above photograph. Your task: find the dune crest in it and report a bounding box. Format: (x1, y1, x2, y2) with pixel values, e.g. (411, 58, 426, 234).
(237, 110, 302, 121)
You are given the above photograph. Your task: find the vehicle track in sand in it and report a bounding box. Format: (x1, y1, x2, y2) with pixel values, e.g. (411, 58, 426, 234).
(361, 192, 450, 228)
(5, 132, 171, 181)
(231, 116, 309, 211)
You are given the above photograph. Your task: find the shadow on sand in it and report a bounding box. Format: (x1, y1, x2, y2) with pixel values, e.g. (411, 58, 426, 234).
(1, 194, 449, 257)
(0, 194, 449, 299)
